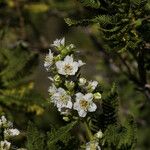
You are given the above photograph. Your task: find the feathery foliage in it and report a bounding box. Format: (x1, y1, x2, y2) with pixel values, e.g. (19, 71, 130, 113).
(47, 121, 77, 150)
(0, 39, 45, 121)
(87, 84, 137, 149)
(27, 122, 45, 150)
(27, 121, 78, 150)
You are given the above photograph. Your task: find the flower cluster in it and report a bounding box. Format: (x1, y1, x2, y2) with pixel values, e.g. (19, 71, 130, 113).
(44, 38, 102, 118)
(0, 116, 22, 150)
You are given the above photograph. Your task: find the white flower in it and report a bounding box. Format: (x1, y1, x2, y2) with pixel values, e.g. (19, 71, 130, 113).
(44, 49, 54, 71)
(51, 87, 72, 111)
(51, 37, 65, 47)
(0, 116, 12, 128)
(0, 116, 7, 125)
(73, 93, 97, 117)
(56, 55, 84, 75)
(0, 140, 11, 150)
(48, 84, 57, 95)
(86, 141, 101, 150)
(87, 81, 98, 92)
(4, 129, 20, 138)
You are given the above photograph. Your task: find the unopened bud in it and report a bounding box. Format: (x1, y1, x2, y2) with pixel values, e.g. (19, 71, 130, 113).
(87, 81, 98, 92)
(63, 117, 70, 122)
(94, 92, 102, 99)
(79, 78, 86, 86)
(65, 81, 75, 90)
(66, 44, 75, 50)
(54, 75, 61, 83)
(54, 55, 62, 61)
(96, 130, 103, 139)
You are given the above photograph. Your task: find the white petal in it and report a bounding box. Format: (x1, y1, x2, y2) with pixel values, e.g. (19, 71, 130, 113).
(73, 102, 80, 110)
(61, 37, 65, 46)
(66, 101, 72, 109)
(88, 103, 97, 112)
(56, 61, 63, 69)
(56, 61, 66, 75)
(64, 55, 73, 63)
(44, 50, 54, 71)
(48, 84, 57, 95)
(92, 81, 98, 87)
(90, 81, 98, 90)
(58, 107, 62, 112)
(1, 116, 7, 123)
(78, 60, 85, 67)
(57, 101, 63, 108)
(48, 49, 53, 56)
(78, 110, 87, 117)
(84, 93, 93, 101)
(71, 62, 79, 74)
(51, 38, 62, 47)
(44, 62, 49, 68)
(48, 76, 54, 82)
(57, 87, 65, 94)
(75, 93, 84, 101)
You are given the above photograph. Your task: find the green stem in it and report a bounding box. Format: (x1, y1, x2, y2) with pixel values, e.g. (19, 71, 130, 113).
(83, 121, 93, 140)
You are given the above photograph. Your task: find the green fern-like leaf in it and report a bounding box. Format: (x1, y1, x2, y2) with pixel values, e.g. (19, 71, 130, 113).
(27, 122, 45, 150)
(102, 83, 119, 127)
(79, 0, 100, 8)
(103, 115, 137, 150)
(65, 18, 92, 26)
(47, 121, 77, 149)
(0, 43, 38, 88)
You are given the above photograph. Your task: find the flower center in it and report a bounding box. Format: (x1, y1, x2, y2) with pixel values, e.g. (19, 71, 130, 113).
(80, 100, 89, 110)
(64, 64, 73, 74)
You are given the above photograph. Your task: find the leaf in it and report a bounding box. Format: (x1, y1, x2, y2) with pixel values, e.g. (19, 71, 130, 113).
(103, 115, 137, 149)
(27, 122, 45, 150)
(65, 18, 92, 26)
(79, 0, 100, 8)
(47, 121, 77, 148)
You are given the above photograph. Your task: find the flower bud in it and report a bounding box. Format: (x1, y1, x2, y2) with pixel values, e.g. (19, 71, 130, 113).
(79, 78, 86, 86)
(95, 130, 103, 139)
(66, 44, 75, 50)
(65, 81, 75, 90)
(61, 48, 71, 56)
(0, 140, 11, 150)
(63, 116, 70, 122)
(94, 92, 102, 99)
(54, 55, 62, 61)
(54, 75, 61, 83)
(87, 81, 98, 92)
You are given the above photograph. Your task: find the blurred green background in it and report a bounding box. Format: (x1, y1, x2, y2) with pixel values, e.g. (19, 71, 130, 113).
(0, 0, 150, 149)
